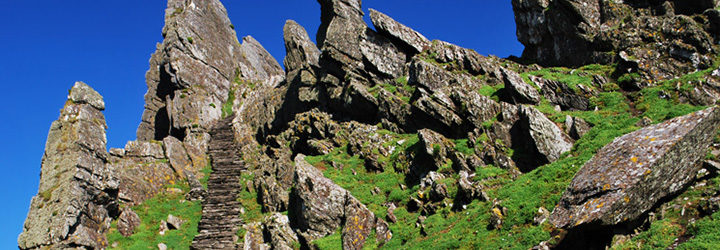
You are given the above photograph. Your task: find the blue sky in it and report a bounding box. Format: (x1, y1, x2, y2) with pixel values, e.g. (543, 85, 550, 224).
(0, 0, 521, 247)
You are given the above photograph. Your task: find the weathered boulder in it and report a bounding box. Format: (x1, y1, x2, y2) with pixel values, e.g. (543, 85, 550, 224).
(255, 175, 290, 213)
(289, 155, 391, 248)
(118, 208, 141, 237)
(369, 9, 430, 54)
(263, 213, 298, 250)
(409, 58, 454, 92)
(550, 107, 720, 230)
(243, 222, 270, 250)
(427, 40, 501, 76)
(565, 115, 592, 140)
(124, 140, 165, 159)
(502, 68, 540, 104)
(167, 214, 184, 230)
(517, 105, 573, 170)
(19, 82, 118, 249)
(163, 136, 192, 174)
(360, 30, 407, 78)
(531, 75, 593, 111)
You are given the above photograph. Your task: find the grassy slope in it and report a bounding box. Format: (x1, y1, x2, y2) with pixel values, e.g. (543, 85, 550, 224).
(306, 62, 716, 249)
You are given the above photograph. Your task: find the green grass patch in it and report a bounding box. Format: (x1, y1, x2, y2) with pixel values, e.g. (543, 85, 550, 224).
(107, 182, 201, 249)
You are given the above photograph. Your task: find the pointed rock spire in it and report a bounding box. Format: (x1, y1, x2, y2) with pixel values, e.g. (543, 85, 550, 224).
(19, 82, 118, 249)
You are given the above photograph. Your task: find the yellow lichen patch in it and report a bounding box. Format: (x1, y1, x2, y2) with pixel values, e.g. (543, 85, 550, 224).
(624, 196, 630, 203)
(492, 208, 503, 219)
(630, 157, 638, 163)
(602, 184, 611, 191)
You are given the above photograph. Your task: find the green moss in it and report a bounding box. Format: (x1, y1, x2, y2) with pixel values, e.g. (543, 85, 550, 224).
(312, 229, 342, 249)
(222, 88, 235, 118)
(107, 182, 201, 249)
(187, 37, 194, 44)
(612, 219, 681, 249)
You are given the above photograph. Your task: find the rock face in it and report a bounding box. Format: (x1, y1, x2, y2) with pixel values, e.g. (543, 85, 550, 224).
(19, 82, 118, 249)
(289, 155, 390, 248)
(550, 107, 720, 229)
(136, 0, 282, 141)
(512, 0, 718, 84)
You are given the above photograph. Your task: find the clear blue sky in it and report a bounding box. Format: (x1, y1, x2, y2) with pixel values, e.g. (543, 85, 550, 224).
(0, 0, 521, 247)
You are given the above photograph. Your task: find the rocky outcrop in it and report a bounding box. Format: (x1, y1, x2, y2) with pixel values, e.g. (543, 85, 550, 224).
(283, 20, 320, 73)
(512, 0, 719, 84)
(289, 155, 391, 248)
(550, 107, 720, 231)
(19, 82, 119, 249)
(531, 75, 593, 111)
(515, 105, 574, 170)
(136, 0, 282, 144)
(118, 208, 141, 237)
(192, 115, 244, 249)
(369, 9, 430, 54)
(503, 68, 540, 105)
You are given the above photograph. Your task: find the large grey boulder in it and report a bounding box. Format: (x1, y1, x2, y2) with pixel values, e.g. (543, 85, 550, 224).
(518, 105, 573, 168)
(289, 155, 391, 248)
(550, 107, 720, 229)
(19, 82, 118, 249)
(502, 68, 540, 105)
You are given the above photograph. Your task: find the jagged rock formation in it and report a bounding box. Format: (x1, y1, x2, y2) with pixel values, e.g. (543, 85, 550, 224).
(19, 82, 119, 249)
(20, 0, 720, 249)
(550, 107, 720, 246)
(512, 0, 719, 86)
(192, 115, 244, 249)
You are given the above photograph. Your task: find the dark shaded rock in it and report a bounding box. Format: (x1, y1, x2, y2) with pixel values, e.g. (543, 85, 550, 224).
(550, 107, 720, 230)
(531, 75, 593, 111)
(19, 82, 118, 249)
(167, 214, 184, 230)
(263, 213, 298, 250)
(118, 208, 141, 237)
(515, 105, 573, 171)
(502, 68, 540, 104)
(243, 222, 269, 250)
(564, 115, 592, 140)
(417, 129, 455, 169)
(256, 175, 290, 213)
(512, 0, 718, 84)
(369, 9, 430, 54)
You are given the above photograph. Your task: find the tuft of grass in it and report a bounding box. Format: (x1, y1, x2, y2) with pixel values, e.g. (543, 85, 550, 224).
(222, 89, 235, 118)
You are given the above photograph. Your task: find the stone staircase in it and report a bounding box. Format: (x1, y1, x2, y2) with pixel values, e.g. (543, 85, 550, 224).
(192, 115, 244, 249)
